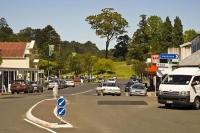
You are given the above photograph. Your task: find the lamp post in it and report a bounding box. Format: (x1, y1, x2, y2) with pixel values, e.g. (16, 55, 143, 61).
(47, 30, 54, 81)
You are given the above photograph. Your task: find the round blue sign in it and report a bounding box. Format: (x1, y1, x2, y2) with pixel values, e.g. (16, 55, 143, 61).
(57, 107, 66, 116)
(57, 98, 66, 107)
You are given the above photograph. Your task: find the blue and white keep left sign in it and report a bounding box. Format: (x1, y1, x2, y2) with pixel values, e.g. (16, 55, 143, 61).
(57, 107, 66, 116)
(57, 97, 67, 107)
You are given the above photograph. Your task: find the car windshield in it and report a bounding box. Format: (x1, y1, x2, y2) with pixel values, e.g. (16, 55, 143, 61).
(161, 75, 192, 85)
(109, 79, 114, 81)
(107, 83, 117, 87)
(133, 84, 145, 89)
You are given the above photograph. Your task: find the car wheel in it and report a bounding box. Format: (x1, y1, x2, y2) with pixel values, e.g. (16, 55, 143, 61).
(117, 94, 121, 96)
(130, 94, 132, 96)
(165, 104, 172, 109)
(193, 97, 200, 110)
(17, 91, 19, 94)
(11, 91, 14, 94)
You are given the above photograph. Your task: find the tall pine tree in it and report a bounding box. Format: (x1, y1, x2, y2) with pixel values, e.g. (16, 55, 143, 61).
(128, 14, 149, 61)
(173, 16, 184, 47)
(161, 16, 173, 51)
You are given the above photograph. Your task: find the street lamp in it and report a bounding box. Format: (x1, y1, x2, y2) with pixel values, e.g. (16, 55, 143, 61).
(47, 30, 54, 81)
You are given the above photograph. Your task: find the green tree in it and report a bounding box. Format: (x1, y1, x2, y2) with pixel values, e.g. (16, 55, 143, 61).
(161, 16, 173, 51)
(17, 27, 36, 42)
(113, 35, 130, 61)
(128, 14, 149, 61)
(173, 16, 184, 47)
(132, 60, 147, 77)
(183, 29, 197, 43)
(93, 58, 115, 74)
(82, 54, 99, 78)
(36, 25, 61, 60)
(0, 18, 17, 42)
(85, 8, 129, 59)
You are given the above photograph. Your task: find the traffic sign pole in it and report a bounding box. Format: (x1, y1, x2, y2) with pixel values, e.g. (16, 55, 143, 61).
(57, 96, 67, 124)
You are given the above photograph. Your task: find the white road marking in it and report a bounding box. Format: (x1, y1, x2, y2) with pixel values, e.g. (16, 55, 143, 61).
(24, 118, 57, 133)
(126, 92, 129, 96)
(71, 89, 92, 95)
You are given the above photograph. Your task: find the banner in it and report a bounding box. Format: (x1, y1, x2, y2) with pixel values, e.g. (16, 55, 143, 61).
(49, 45, 54, 56)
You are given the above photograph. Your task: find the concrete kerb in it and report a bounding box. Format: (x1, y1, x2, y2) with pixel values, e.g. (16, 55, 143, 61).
(26, 99, 73, 128)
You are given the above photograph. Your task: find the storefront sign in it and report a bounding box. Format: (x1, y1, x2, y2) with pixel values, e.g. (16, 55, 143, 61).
(151, 55, 160, 64)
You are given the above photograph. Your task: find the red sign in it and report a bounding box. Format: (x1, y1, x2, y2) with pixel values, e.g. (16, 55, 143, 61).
(151, 55, 160, 63)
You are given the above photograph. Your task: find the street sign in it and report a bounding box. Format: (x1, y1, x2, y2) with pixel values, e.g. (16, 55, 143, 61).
(57, 97, 67, 107)
(57, 107, 66, 116)
(156, 63, 169, 67)
(160, 54, 179, 59)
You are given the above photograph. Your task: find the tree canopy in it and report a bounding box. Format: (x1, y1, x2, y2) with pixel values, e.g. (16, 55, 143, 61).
(85, 8, 129, 59)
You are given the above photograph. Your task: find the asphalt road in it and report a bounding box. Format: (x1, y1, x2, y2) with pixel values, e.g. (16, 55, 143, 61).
(1, 79, 200, 133)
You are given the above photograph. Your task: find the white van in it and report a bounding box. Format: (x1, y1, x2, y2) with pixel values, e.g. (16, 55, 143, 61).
(157, 65, 200, 110)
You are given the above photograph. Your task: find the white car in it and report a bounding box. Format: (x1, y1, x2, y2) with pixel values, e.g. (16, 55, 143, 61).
(65, 79, 75, 87)
(96, 82, 121, 96)
(107, 78, 116, 83)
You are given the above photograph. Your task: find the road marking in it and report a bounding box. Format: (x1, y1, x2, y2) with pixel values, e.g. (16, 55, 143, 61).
(126, 92, 129, 96)
(71, 89, 92, 95)
(24, 118, 57, 133)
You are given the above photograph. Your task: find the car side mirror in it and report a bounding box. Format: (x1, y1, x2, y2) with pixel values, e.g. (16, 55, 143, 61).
(191, 82, 197, 86)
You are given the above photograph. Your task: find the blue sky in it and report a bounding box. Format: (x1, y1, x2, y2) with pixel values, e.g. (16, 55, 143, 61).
(1, 0, 200, 50)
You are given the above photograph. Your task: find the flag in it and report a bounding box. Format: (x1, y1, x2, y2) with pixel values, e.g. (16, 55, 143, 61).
(49, 45, 54, 56)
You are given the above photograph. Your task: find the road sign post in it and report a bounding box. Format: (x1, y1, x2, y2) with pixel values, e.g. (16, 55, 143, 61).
(160, 54, 179, 59)
(57, 96, 67, 124)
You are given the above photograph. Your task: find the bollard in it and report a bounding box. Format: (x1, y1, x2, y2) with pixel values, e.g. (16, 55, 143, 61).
(53, 84, 58, 99)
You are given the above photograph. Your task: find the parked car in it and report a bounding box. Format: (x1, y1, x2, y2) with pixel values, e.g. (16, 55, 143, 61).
(30, 81, 43, 92)
(96, 82, 121, 96)
(129, 83, 147, 96)
(59, 79, 66, 88)
(96, 82, 108, 95)
(125, 81, 139, 92)
(10, 80, 33, 94)
(98, 78, 105, 83)
(107, 78, 116, 83)
(47, 80, 63, 90)
(73, 77, 81, 82)
(65, 79, 75, 87)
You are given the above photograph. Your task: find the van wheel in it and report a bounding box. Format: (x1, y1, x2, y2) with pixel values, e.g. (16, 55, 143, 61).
(193, 97, 200, 110)
(165, 104, 171, 109)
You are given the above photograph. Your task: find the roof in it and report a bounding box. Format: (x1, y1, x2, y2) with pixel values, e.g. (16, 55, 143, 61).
(170, 67, 200, 75)
(0, 42, 27, 58)
(179, 42, 192, 47)
(189, 33, 200, 42)
(179, 50, 200, 65)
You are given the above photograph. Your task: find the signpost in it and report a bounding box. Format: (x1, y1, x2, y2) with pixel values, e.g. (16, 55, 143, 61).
(160, 54, 179, 59)
(57, 96, 67, 124)
(156, 63, 169, 67)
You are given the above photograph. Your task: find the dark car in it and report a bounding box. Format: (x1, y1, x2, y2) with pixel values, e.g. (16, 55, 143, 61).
(125, 81, 139, 92)
(10, 80, 33, 94)
(30, 81, 43, 92)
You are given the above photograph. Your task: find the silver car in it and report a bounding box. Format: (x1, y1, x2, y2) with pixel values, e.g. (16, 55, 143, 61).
(130, 83, 147, 96)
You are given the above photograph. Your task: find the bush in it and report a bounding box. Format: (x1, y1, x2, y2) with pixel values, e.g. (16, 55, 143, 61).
(126, 60, 132, 65)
